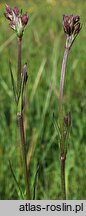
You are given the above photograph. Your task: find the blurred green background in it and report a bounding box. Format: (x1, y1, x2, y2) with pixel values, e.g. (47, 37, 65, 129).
(0, 0, 86, 199)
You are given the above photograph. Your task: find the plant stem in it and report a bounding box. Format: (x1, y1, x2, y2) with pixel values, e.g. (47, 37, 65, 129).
(59, 47, 69, 200)
(17, 37, 22, 96)
(17, 36, 31, 199)
(59, 47, 69, 104)
(61, 154, 66, 199)
(17, 112, 31, 199)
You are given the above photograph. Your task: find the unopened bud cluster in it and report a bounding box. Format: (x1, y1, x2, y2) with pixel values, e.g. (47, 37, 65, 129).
(4, 4, 28, 38)
(63, 15, 81, 49)
(63, 15, 81, 36)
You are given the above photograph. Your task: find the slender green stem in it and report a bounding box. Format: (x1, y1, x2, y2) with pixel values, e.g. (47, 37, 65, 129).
(59, 47, 69, 200)
(17, 112, 31, 199)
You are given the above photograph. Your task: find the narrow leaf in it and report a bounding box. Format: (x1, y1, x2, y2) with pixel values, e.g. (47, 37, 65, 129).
(9, 160, 24, 199)
(33, 165, 39, 200)
(9, 61, 17, 104)
(53, 112, 61, 139)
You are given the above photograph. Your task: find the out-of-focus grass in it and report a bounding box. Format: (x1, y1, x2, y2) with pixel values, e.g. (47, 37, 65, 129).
(0, 0, 86, 199)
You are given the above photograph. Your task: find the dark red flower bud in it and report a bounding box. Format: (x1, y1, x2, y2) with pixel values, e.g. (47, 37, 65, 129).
(21, 14, 28, 26)
(63, 14, 81, 36)
(74, 23, 80, 34)
(13, 6, 19, 16)
(4, 5, 29, 38)
(73, 15, 80, 23)
(23, 63, 28, 85)
(6, 4, 12, 13)
(64, 112, 71, 127)
(63, 15, 74, 36)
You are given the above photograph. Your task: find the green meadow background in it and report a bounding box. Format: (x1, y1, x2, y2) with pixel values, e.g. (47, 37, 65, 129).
(0, 0, 86, 199)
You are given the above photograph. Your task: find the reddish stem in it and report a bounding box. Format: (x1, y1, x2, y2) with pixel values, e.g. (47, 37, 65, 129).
(17, 112, 30, 199)
(60, 154, 66, 200)
(17, 37, 22, 96)
(59, 47, 70, 200)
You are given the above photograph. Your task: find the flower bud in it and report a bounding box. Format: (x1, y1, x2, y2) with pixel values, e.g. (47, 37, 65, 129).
(64, 112, 71, 127)
(63, 15, 74, 36)
(23, 63, 28, 85)
(21, 14, 28, 27)
(4, 5, 28, 38)
(13, 6, 19, 16)
(73, 15, 80, 23)
(63, 14, 81, 37)
(6, 4, 11, 13)
(74, 23, 80, 34)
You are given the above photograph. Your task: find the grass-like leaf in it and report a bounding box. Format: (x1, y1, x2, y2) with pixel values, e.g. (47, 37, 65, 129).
(9, 160, 24, 199)
(9, 61, 17, 104)
(33, 165, 39, 200)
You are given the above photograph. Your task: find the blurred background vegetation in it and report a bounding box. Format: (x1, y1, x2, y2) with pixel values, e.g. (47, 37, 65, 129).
(0, 0, 86, 199)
